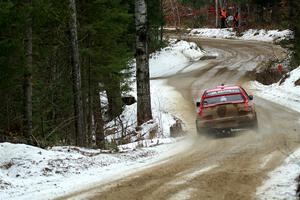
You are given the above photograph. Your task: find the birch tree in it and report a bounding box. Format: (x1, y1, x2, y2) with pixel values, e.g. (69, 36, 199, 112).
(135, 0, 153, 125)
(69, 0, 86, 146)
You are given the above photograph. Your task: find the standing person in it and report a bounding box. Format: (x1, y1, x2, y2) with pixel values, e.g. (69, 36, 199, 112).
(220, 8, 228, 28)
(277, 63, 283, 74)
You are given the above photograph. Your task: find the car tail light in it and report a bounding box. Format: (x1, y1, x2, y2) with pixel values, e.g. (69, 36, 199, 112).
(239, 103, 253, 115)
(243, 101, 252, 112)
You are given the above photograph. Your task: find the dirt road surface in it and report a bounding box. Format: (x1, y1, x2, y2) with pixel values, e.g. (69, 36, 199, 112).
(61, 39, 300, 200)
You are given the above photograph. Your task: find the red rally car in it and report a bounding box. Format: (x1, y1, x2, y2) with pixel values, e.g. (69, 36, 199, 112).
(195, 85, 258, 135)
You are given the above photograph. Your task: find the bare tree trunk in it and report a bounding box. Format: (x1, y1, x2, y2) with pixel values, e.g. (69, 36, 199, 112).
(215, 0, 219, 28)
(256, 4, 264, 23)
(23, 0, 33, 142)
(238, 3, 241, 27)
(68, 0, 86, 146)
(135, 0, 153, 126)
(169, 0, 177, 27)
(174, 1, 181, 27)
(87, 55, 93, 146)
(105, 76, 122, 120)
(94, 89, 105, 149)
(271, 1, 279, 23)
(160, 0, 163, 42)
(219, 0, 223, 9)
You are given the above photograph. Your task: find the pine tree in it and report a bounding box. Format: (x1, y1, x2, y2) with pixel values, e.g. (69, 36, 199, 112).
(68, 0, 86, 146)
(288, 0, 300, 67)
(0, 1, 25, 141)
(23, 0, 33, 142)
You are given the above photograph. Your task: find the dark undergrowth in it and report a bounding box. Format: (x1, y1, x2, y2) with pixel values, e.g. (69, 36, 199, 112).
(296, 174, 300, 199)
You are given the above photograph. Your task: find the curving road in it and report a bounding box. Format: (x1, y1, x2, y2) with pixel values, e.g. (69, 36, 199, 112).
(61, 39, 300, 200)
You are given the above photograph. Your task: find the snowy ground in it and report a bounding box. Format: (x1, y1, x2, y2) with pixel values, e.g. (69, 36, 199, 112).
(250, 66, 300, 113)
(256, 148, 300, 200)
(105, 79, 187, 143)
(0, 39, 205, 200)
(0, 139, 190, 200)
(188, 28, 294, 43)
(150, 39, 206, 78)
(251, 66, 300, 199)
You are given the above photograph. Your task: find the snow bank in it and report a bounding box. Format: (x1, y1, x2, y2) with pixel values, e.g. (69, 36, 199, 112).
(128, 39, 207, 79)
(0, 139, 187, 200)
(150, 39, 205, 78)
(106, 79, 184, 143)
(250, 66, 300, 113)
(252, 66, 300, 199)
(189, 28, 293, 43)
(256, 148, 300, 200)
(189, 28, 237, 39)
(241, 29, 294, 42)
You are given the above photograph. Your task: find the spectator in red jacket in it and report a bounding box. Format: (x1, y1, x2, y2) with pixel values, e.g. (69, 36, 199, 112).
(220, 9, 228, 28)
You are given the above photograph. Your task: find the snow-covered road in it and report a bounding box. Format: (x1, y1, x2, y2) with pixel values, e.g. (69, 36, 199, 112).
(63, 38, 300, 200)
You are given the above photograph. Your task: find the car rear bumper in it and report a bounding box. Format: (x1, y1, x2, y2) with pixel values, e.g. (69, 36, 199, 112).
(196, 113, 257, 129)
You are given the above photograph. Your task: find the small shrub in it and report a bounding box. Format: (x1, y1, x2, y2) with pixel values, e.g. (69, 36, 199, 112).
(106, 140, 119, 152)
(256, 60, 286, 85)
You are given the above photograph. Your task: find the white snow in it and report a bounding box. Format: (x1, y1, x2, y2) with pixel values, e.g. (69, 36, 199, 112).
(241, 29, 294, 42)
(184, 165, 218, 180)
(189, 28, 237, 39)
(168, 165, 218, 186)
(163, 27, 177, 31)
(252, 66, 300, 199)
(150, 39, 205, 78)
(168, 188, 196, 200)
(250, 66, 300, 113)
(105, 79, 185, 143)
(0, 139, 189, 200)
(189, 28, 294, 43)
(256, 148, 300, 200)
(260, 154, 274, 169)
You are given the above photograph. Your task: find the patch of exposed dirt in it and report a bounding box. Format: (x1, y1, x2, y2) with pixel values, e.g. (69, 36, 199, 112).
(0, 179, 12, 190)
(255, 61, 286, 85)
(0, 161, 13, 170)
(279, 73, 291, 85)
(295, 78, 300, 86)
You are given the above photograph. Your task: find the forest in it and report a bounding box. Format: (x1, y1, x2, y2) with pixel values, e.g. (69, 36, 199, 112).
(0, 0, 299, 148)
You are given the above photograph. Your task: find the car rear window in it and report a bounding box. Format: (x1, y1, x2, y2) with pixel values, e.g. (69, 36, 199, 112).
(204, 94, 244, 105)
(205, 89, 241, 97)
